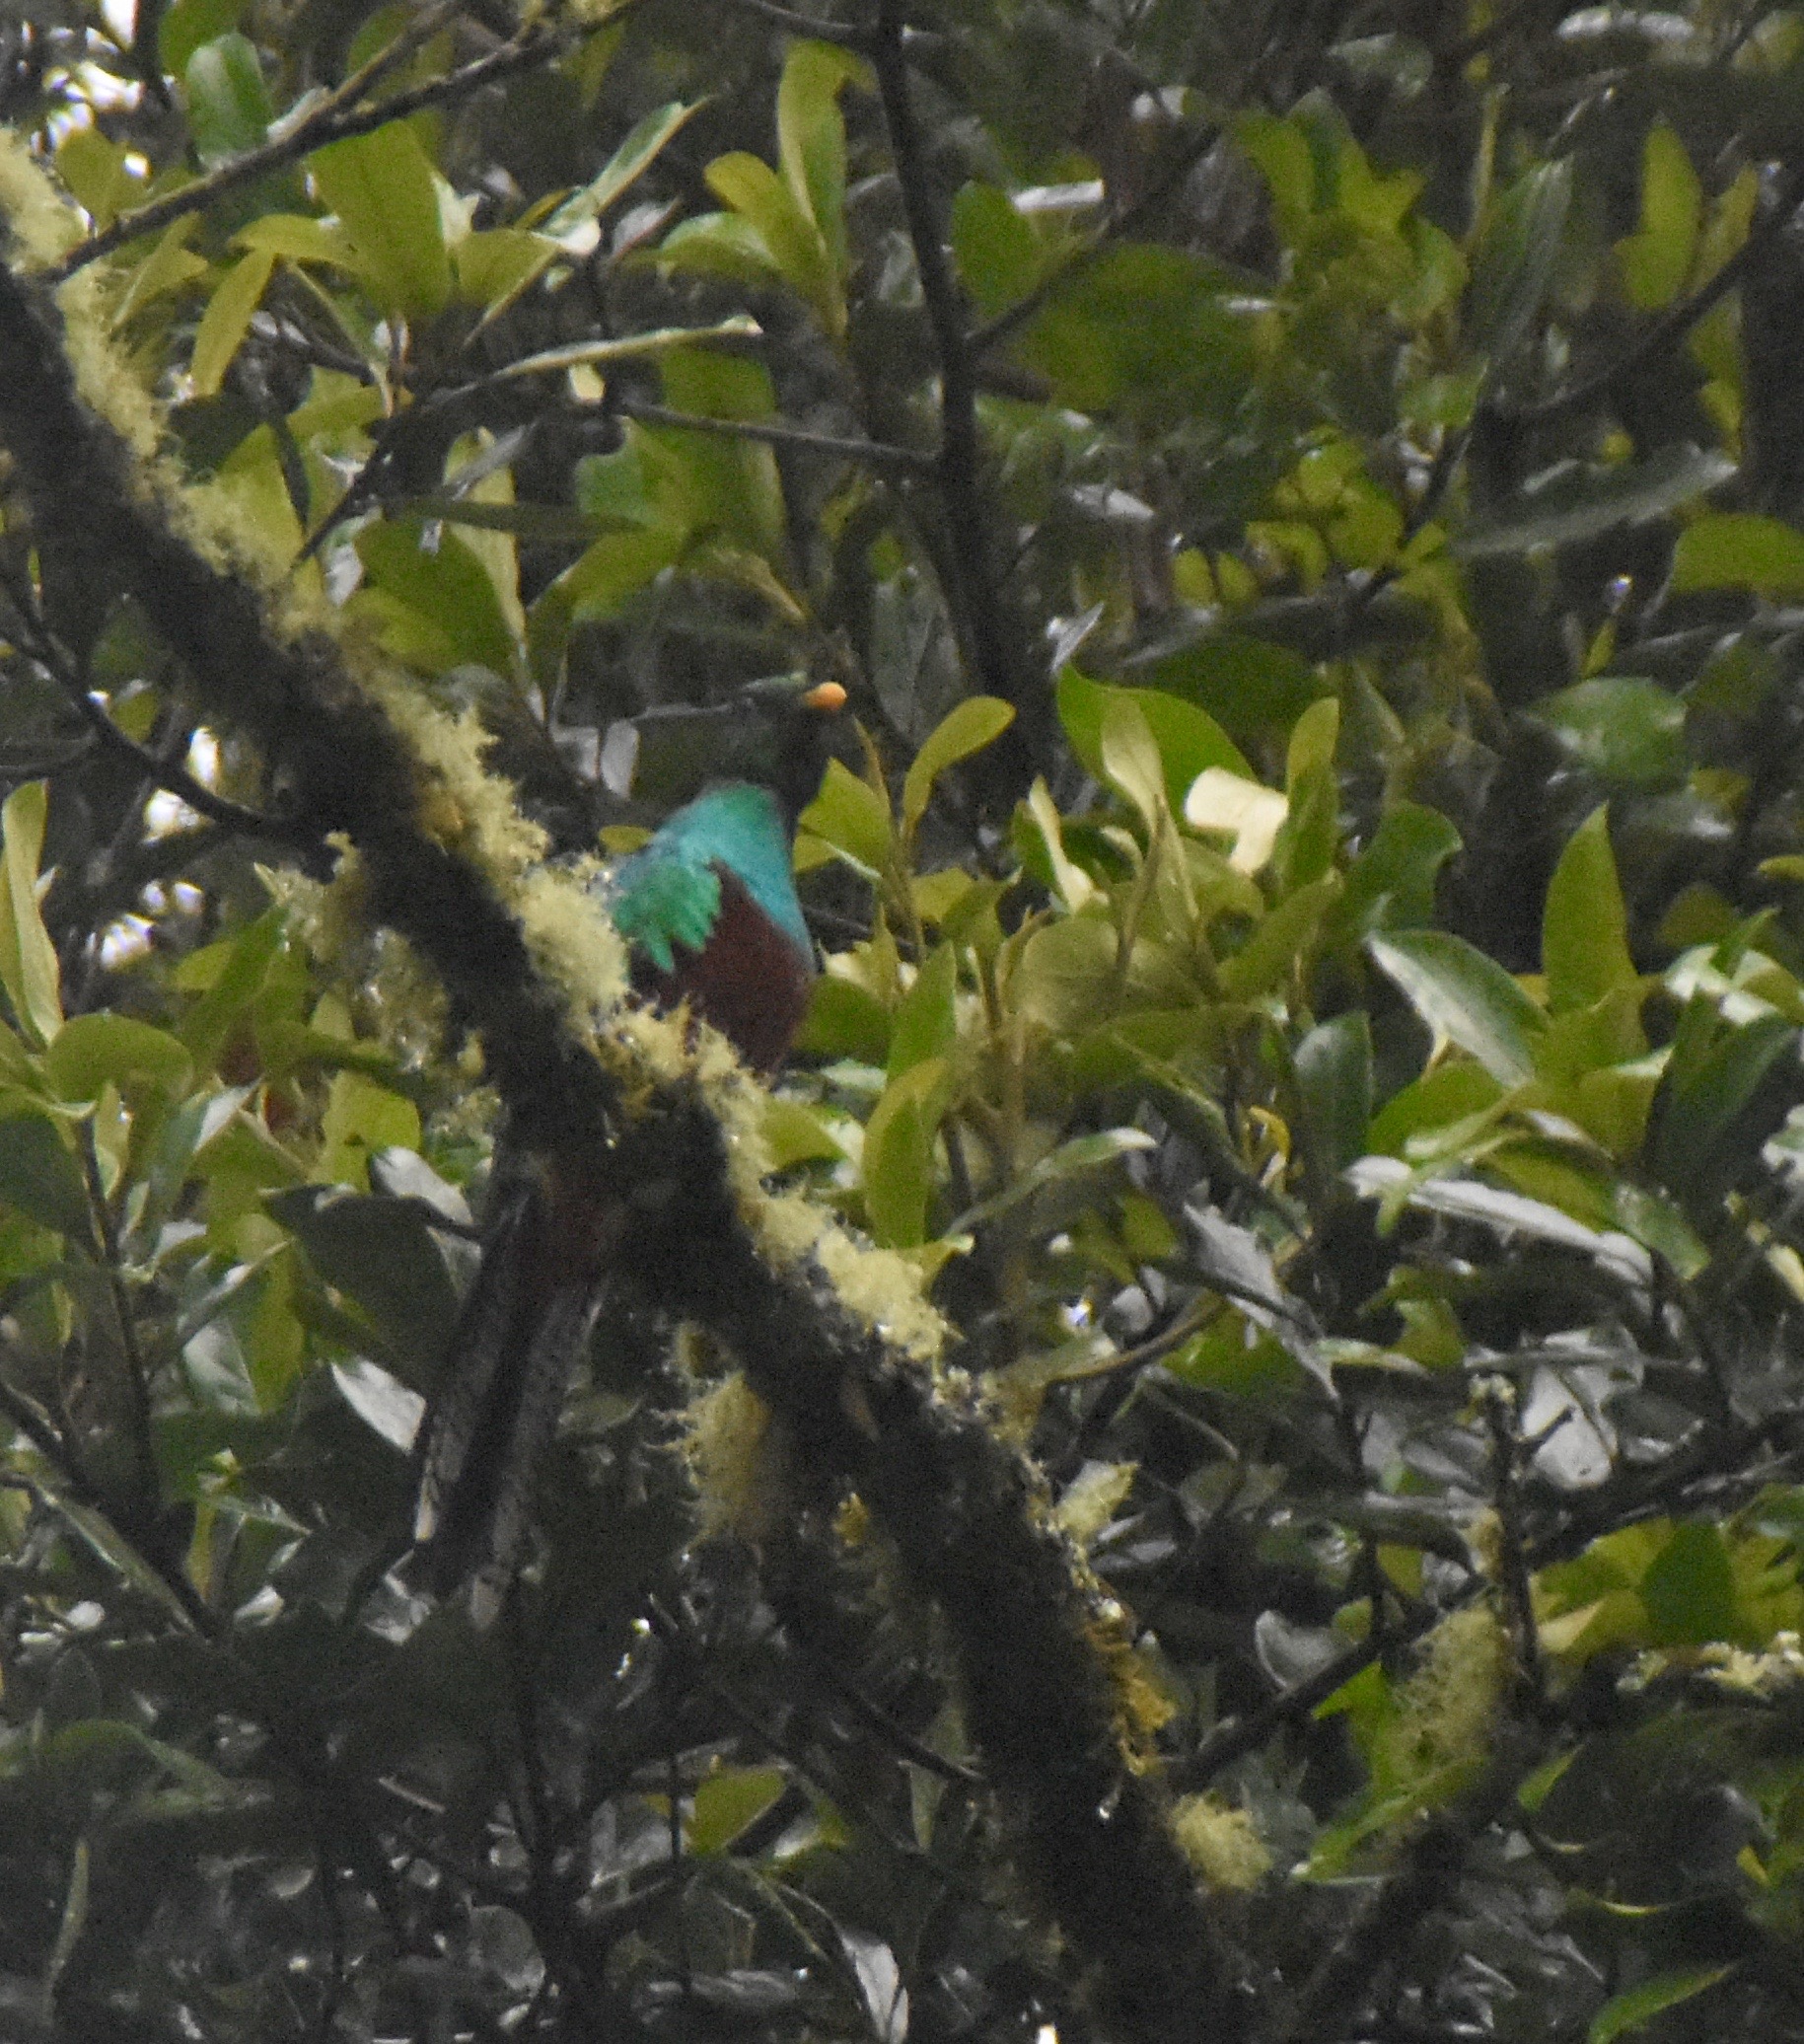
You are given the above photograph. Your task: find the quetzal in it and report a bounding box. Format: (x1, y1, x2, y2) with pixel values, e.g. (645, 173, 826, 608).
(413, 674, 848, 1620)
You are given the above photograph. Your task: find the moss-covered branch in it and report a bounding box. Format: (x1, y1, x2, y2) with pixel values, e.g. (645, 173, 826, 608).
(0, 193, 1240, 2044)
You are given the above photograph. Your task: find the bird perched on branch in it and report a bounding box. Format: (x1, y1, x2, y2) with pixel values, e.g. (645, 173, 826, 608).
(414, 673, 849, 1622)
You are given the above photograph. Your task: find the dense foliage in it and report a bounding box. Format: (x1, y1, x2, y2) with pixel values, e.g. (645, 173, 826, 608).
(5, 0, 1804, 2038)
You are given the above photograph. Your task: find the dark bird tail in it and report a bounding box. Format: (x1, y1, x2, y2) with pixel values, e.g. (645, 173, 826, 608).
(414, 1167, 610, 1626)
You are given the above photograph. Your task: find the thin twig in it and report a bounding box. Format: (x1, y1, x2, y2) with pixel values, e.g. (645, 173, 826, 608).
(1484, 164, 1804, 431)
(617, 397, 934, 472)
(0, 560, 300, 840)
(1481, 1378, 1545, 1707)
(77, 1122, 161, 1519)
(716, 0, 874, 47)
(51, 12, 566, 280)
(868, 0, 1025, 747)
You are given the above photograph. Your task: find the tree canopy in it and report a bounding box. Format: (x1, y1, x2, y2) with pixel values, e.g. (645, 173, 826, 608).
(0, 0, 1803, 2039)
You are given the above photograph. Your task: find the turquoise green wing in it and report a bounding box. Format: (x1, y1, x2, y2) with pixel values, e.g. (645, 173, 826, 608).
(607, 841, 722, 974)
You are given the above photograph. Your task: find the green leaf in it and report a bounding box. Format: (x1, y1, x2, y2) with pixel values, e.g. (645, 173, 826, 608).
(1529, 677, 1687, 788)
(1460, 444, 1735, 557)
(1295, 1013, 1373, 1176)
(1018, 244, 1254, 417)
(184, 32, 274, 168)
(355, 516, 519, 678)
(320, 1070, 421, 1190)
(1671, 511, 1804, 598)
(0, 782, 61, 1047)
(1588, 1968, 1734, 2044)
(1616, 120, 1700, 311)
(1057, 670, 1250, 814)
(862, 1058, 948, 1248)
(160, 0, 247, 78)
(1469, 158, 1572, 364)
(776, 39, 869, 283)
(951, 182, 1043, 317)
(797, 974, 891, 1063)
(1544, 807, 1637, 1012)
(1099, 694, 1170, 836)
(188, 247, 275, 399)
(46, 1014, 193, 1106)
(1334, 802, 1461, 942)
(1650, 1004, 1796, 1197)
(1132, 632, 1327, 744)
(266, 1185, 458, 1383)
(310, 121, 451, 324)
(1367, 929, 1545, 1084)
(1638, 1521, 1739, 1645)
(705, 151, 839, 337)
(902, 697, 1016, 838)
(688, 1764, 787, 1856)
(889, 943, 958, 1079)
(799, 759, 892, 877)
(540, 99, 702, 248)
(0, 1110, 91, 1238)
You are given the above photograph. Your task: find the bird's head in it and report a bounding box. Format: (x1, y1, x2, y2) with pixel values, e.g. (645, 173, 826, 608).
(603, 671, 853, 826)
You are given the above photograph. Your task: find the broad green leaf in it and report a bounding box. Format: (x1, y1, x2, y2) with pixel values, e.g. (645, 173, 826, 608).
(688, 1765, 787, 1856)
(180, 908, 285, 1072)
(1544, 807, 1636, 1012)
(1650, 1003, 1796, 1197)
(1529, 677, 1687, 788)
(800, 760, 893, 877)
(776, 39, 869, 282)
(310, 122, 452, 323)
(1616, 121, 1700, 311)
(657, 209, 785, 291)
(1460, 444, 1734, 557)
(184, 33, 274, 168)
(1018, 244, 1254, 417)
(1182, 771, 1288, 874)
(761, 1095, 845, 1170)
(1671, 511, 1804, 598)
(951, 182, 1043, 317)
(1133, 632, 1326, 743)
(46, 1014, 192, 1106)
(549, 525, 686, 622)
(56, 128, 140, 232)
(1295, 1013, 1373, 1176)
(1334, 802, 1461, 942)
(232, 212, 358, 265)
(160, 0, 246, 77)
(889, 943, 958, 1079)
(188, 247, 275, 399)
(1637, 1520, 1738, 1645)
(0, 782, 61, 1047)
(655, 347, 785, 561)
(902, 697, 1015, 837)
(1099, 695, 1169, 836)
(1058, 670, 1250, 815)
(863, 1058, 948, 1247)
(319, 1069, 421, 1190)
(355, 517, 519, 678)
(266, 1184, 457, 1382)
(705, 151, 839, 337)
(1469, 158, 1572, 364)
(797, 974, 891, 1063)
(1367, 929, 1545, 1084)
(1218, 874, 1339, 998)
(1012, 912, 1118, 1036)
(0, 1110, 91, 1238)
(1588, 1968, 1733, 2044)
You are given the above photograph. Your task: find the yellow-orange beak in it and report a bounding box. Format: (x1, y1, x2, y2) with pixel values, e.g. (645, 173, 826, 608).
(803, 680, 848, 713)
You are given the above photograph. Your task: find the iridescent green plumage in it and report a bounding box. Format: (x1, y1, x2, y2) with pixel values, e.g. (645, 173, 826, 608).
(606, 782, 814, 978)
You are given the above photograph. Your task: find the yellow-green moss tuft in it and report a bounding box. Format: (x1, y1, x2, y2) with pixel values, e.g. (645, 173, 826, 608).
(1171, 1793, 1271, 1891)
(0, 134, 82, 268)
(1387, 1602, 1511, 1782)
(683, 1371, 796, 1545)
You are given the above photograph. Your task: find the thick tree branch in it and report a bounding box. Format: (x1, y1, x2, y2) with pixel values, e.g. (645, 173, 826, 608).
(868, 0, 1037, 789)
(0, 241, 1240, 2044)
